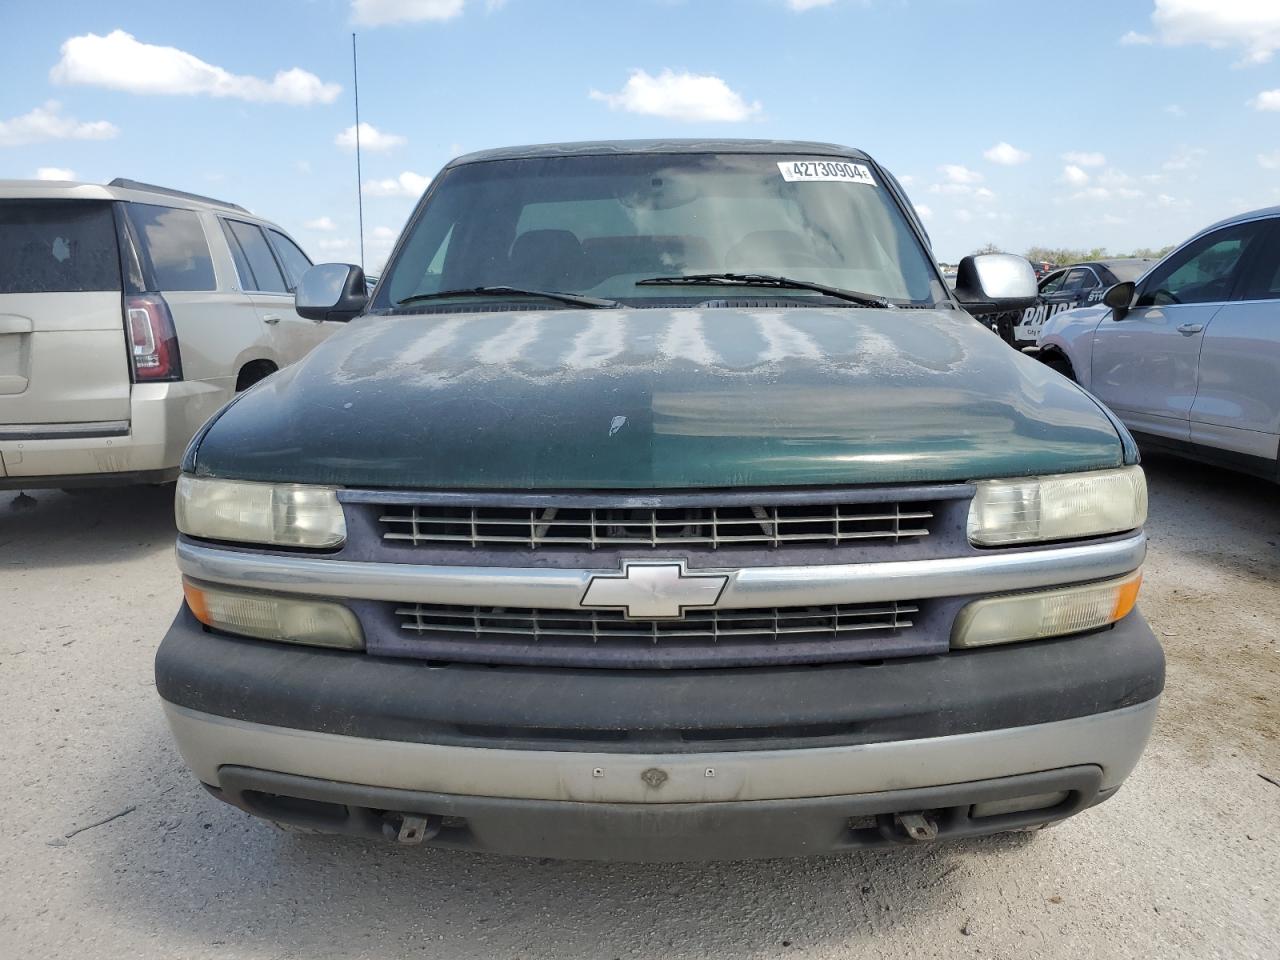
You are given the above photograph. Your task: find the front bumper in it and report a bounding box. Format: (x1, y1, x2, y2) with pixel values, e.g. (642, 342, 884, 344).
(157, 607, 1163, 859)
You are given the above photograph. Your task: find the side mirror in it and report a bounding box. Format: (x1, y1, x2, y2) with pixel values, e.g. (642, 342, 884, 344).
(295, 263, 368, 322)
(1103, 281, 1135, 319)
(953, 253, 1038, 315)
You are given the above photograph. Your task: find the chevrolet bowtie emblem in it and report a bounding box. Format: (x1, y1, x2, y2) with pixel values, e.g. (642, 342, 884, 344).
(580, 561, 729, 620)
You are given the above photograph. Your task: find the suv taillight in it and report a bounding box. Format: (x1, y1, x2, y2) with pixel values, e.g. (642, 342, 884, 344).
(125, 294, 182, 382)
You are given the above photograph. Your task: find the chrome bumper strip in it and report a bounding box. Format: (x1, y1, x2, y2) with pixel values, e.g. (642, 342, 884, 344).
(176, 533, 1146, 610)
(0, 420, 129, 441)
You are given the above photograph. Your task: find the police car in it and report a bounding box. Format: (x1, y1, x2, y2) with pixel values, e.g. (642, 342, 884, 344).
(993, 259, 1153, 349)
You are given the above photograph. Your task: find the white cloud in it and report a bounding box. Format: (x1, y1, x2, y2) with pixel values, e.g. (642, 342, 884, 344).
(1061, 164, 1090, 186)
(1259, 151, 1280, 169)
(896, 174, 915, 186)
(1120, 30, 1154, 45)
(983, 141, 1030, 165)
(371, 225, 399, 242)
(1162, 146, 1206, 170)
(0, 100, 117, 147)
(335, 122, 406, 151)
(589, 69, 762, 122)
(1147, 0, 1280, 65)
(351, 0, 465, 25)
(939, 164, 982, 185)
(1072, 187, 1112, 201)
(51, 30, 340, 104)
(363, 170, 431, 197)
(1062, 151, 1106, 167)
(316, 237, 357, 254)
(954, 209, 973, 223)
(786, 0, 837, 9)
(1164, 104, 1186, 116)
(913, 203, 933, 220)
(1252, 89, 1280, 111)
(973, 187, 996, 201)
(304, 216, 337, 231)
(35, 167, 76, 181)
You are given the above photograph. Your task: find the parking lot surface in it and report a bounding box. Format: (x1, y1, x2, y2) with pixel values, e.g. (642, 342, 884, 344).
(1, 454, 1277, 960)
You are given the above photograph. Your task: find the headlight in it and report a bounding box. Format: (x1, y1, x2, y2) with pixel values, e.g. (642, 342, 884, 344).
(175, 475, 346, 548)
(952, 570, 1142, 648)
(967, 466, 1146, 546)
(183, 578, 363, 649)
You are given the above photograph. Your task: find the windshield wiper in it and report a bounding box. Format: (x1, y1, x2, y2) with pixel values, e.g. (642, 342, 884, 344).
(636, 273, 889, 308)
(394, 286, 619, 310)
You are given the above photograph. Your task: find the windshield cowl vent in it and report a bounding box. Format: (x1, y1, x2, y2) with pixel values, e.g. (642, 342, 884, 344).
(696, 298, 804, 309)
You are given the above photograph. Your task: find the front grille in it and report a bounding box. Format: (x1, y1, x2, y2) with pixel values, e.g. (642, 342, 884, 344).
(398, 601, 917, 643)
(378, 501, 934, 550)
(379, 599, 927, 668)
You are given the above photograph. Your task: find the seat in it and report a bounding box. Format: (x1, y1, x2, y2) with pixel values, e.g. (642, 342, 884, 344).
(506, 229, 589, 291)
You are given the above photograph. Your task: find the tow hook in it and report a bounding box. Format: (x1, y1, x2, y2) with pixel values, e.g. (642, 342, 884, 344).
(382, 813, 442, 845)
(896, 812, 939, 841)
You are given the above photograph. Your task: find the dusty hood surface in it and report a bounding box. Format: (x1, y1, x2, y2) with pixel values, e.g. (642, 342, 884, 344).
(191, 306, 1125, 489)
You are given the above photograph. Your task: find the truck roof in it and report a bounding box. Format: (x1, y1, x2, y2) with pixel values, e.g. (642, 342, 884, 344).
(449, 139, 871, 167)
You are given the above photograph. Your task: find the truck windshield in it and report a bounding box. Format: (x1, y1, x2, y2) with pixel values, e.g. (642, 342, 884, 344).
(377, 153, 945, 310)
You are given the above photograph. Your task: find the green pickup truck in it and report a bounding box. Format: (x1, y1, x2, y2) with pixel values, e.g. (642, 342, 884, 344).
(156, 140, 1162, 861)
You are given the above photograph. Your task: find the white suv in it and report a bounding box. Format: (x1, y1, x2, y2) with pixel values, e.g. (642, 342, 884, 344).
(0, 178, 342, 490)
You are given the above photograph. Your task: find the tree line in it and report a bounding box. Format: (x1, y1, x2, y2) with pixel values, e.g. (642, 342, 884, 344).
(971, 243, 1176, 264)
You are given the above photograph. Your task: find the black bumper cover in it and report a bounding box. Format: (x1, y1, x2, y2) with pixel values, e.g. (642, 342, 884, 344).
(156, 606, 1164, 754)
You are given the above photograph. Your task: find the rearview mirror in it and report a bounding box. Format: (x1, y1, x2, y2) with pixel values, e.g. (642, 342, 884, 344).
(296, 263, 368, 322)
(1103, 281, 1135, 319)
(953, 253, 1037, 315)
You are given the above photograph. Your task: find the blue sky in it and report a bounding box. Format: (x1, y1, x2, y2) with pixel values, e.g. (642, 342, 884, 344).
(3, 0, 1279, 264)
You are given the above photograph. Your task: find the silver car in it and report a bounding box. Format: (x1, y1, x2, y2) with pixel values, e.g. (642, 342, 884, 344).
(1038, 206, 1280, 480)
(0, 178, 341, 491)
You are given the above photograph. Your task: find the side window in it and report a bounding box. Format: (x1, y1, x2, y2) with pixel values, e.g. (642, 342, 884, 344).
(267, 229, 312, 290)
(220, 220, 255, 291)
(1039, 271, 1068, 295)
(1061, 268, 1092, 294)
(1237, 221, 1280, 302)
(223, 219, 288, 294)
(1137, 222, 1266, 307)
(124, 203, 215, 292)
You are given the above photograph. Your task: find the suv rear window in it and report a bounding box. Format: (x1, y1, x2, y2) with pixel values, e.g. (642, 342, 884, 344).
(0, 200, 121, 294)
(124, 202, 216, 292)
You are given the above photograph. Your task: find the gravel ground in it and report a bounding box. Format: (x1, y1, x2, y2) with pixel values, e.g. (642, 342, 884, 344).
(0, 453, 1276, 959)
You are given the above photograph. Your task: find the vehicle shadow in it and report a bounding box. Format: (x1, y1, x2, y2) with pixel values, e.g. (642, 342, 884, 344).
(0, 485, 176, 571)
(1140, 450, 1280, 576)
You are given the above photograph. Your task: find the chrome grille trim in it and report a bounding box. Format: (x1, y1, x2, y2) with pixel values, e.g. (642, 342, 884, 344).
(176, 533, 1148, 610)
(395, 601, 918, 645)
(378, 502, 934, 550)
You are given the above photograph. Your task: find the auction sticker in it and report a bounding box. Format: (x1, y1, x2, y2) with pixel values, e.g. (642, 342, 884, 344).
(778, 160, 877, 185)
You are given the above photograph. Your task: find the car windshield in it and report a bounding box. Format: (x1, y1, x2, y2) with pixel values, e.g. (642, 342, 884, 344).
(376, 152, 946, 310)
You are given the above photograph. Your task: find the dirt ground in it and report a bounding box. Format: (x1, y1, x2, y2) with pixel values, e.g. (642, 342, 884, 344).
(0, 452, 1276, 959)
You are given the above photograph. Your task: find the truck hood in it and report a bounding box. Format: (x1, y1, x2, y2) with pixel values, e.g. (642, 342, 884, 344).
(191, 306, 1126, 489)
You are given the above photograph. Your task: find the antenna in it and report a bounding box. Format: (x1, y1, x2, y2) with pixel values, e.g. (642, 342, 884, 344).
(352, 32, 365, 268)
